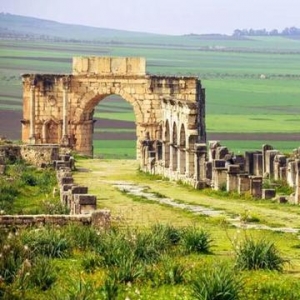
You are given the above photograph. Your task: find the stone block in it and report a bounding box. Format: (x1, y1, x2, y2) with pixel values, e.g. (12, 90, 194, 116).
(227, 164, 240, 174)
(74, 194, 97, 205)
(278, 196, 288, 204)
(71, 186, 88, 194)
(61, 177, 74, 185)
(238, 174, 250, 194)
(262, 189, 276, 199)
(250, 176, 263, 198)
(54, 160, 69, 170)
(213, 159, 226, 168)
(216, 146, 229, 160)
(91, 210, 111, 229)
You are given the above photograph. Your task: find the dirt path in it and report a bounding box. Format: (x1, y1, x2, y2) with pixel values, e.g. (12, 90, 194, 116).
(74, 159, 300, 233)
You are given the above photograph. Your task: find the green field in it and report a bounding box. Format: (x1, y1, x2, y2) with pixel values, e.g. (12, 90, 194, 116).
(93, 140, 136, 159)
(1, 31, 300, 157)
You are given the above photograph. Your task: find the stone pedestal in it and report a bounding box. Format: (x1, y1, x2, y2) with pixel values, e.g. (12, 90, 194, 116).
(287, 160, 296, 188)
(265, 150, 279, 178)
(226, 165, 240, 192)
(253, 153, 263, 176)
(213, 168, 227, 190)
(249, 176, 263, 198)
(195, 143, 207, 182)
(262, 189, 276, 200)
(238, 174, 250, 195)
(274, 155, 287, 181)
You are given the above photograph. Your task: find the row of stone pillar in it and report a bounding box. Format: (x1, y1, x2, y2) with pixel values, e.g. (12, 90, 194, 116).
(55, 154, 97, 214)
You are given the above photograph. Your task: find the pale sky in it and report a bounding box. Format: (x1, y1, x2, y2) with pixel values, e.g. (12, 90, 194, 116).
(1, 0, 300, 35)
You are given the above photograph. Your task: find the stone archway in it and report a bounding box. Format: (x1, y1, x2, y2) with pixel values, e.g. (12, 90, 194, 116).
(71, 89, 142, 158)
(21, 56, 206, 186)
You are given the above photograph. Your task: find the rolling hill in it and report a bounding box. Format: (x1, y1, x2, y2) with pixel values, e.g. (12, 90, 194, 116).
(0, 12, 160, 40)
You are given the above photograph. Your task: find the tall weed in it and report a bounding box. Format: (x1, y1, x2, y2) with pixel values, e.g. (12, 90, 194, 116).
(234, 236, 286, 271)
(181, 227, 212, 254)
(191, 264, 242, 300)
(21, 227, 70, 258)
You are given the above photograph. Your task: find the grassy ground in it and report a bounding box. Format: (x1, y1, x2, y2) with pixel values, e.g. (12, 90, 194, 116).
(72, 158, 300, 298)
(2, 159, 300, 299)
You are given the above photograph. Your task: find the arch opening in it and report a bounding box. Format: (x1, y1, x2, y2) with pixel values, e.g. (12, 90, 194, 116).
(93, 94, 136, 159)
(74, 93, 137, 159)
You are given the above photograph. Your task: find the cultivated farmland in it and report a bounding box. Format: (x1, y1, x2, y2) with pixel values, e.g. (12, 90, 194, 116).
(1, 23, 300, 157)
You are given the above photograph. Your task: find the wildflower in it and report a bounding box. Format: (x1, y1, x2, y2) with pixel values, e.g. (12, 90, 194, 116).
(135, 288, 140, 295)
(3, 244, 10, 251)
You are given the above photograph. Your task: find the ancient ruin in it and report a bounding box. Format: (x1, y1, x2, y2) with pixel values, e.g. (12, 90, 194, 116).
(19, 56, 300, 202)
(22, 56, 206, 186)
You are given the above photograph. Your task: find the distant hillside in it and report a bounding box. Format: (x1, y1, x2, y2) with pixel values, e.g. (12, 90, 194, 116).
(0, 13, 159, 40)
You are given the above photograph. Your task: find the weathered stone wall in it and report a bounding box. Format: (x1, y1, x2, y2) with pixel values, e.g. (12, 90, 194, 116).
(20, 144, 60, 167)
(73, 57, 146, 76)
(0, 210, 110, 229)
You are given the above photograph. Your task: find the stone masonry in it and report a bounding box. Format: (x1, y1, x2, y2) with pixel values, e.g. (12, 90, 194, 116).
(22, 56, 206, 188)
(22, 57, 206, 162)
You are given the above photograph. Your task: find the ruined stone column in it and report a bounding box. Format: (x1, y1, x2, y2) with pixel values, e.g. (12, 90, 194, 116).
(249, 176, 263, 198)
(262, 144, 273, 175)
(226, 165, 240, 192)
(253, 153, 263, 176)
(265, 150, 279, 178)
(29, 86, 36, 144)
(274, 155, 287, 181)
(61, 85, 69, 145)
(238, 174, 250, 195)
(195, 143, 207, 183)
(294, 160, 300, 204)
(287, 160, 296, 188)
(163, 141, 170, 168)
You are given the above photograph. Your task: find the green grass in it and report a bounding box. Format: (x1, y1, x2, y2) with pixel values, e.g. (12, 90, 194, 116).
(94, 112, 135, 122)
(207, 114, 300, 133)
(217, 140, 300, 154)
(93, 140, 136, 159)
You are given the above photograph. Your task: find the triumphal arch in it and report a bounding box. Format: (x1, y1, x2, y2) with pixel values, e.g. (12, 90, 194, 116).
(22, 57, 206, 187)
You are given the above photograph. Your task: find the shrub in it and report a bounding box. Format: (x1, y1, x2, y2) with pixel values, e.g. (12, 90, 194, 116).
(81, 253, 103, 273)
(66, 225, 101, 250)
(159, 256, 186, 285)
(98, 275, 119, 300)
(132, 231, 162, 263)
(0, 180, 19, 212)
(0, 233, 32, 284)
(64, 277, 96, 300)
(28, 257, 57, 291)
(181, 227, 212, 254)
(191, 264, 242, 300)
(36, 169, 58, 193)
(234, 236, 286, 271)
(97, 229, 131, 267)
(109, 254, 145, 284)
(41, 199, 69, 215)
(21, 227, 70, 258)
(151, 223, 182, 246)
(20, 172, 37, 186)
